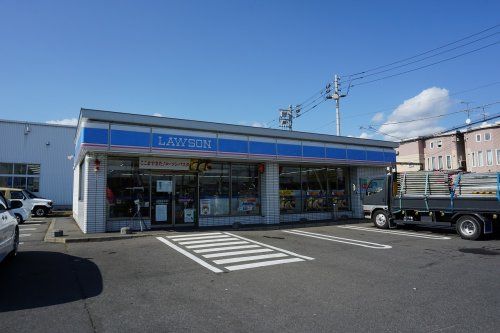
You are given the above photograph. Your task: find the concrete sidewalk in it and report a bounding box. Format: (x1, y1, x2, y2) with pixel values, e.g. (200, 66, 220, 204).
(44, 216, 364, 243)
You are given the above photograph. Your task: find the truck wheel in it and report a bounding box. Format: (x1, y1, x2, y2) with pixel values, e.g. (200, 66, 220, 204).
(34, 207, 47, 217)
(456, 215, 482, 240)
(372, 210, 390, 229)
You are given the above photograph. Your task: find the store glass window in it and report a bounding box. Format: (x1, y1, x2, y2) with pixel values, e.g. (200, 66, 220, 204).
(279, 165, 350, 213)
(279, 166, 302, 213)
(107, 158, 150, 218)
(13, 177, 26, 188)
(0, 162, 41, 192)
(27, 164, 41, 175)
(327, 167, 349, 211)
(199, 162, 230, 216)
(231, 164, 260, 215)
(27, 177, 40, 192)
(0, 176, 12, 187)
(13, 163, 27, 175)
(0, 163, 13, 174)
(301, 167, 328, 212)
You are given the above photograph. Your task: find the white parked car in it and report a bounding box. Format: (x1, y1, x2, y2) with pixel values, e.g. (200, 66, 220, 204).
(0, 192, 21, 264)
(0, 187, 53, 217)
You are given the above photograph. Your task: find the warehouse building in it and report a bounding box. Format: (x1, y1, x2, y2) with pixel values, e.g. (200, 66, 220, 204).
(73, 109, 398, 233)
(0, 119, 76, 208)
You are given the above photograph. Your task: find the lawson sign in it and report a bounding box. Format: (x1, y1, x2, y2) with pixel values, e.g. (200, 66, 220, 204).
(152, 133, 216, 152)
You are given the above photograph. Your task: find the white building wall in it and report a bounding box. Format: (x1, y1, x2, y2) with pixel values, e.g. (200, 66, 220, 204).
(0, 120, 76, 207)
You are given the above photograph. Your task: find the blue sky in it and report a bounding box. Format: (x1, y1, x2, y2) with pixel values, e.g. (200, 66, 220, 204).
(0, 0, 499, 140)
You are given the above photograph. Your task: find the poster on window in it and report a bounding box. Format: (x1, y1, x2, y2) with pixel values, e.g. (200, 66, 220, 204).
(155, 204, 168, 222)
(200, 199, 211, 216)
(157, 180, 172, 193)
(184, 208, 195, 223)
(238, 197, 257, 212)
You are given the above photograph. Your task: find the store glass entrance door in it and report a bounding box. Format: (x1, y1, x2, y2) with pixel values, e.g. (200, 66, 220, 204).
(174, 174, 197, 225)
(151, 173, 197, 226)
(151, 175, 173, 225)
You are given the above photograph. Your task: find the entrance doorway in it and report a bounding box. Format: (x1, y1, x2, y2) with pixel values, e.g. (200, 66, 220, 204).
(151, 173, 198, 226)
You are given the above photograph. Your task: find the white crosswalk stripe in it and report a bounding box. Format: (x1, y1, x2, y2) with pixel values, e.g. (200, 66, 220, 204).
(157, 231, 313, 273)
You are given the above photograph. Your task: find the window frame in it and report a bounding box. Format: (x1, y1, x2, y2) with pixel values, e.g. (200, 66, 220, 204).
(78, 160, 85, 201)
(475, 134, 481, 142)
(497, 149, 500, 165)
(486, 150, 493, 166)
(477, 150, 484, 167)
(446, 155, 452, 169)
(484, 132, 491, 141)
(471, 152, 476, 167)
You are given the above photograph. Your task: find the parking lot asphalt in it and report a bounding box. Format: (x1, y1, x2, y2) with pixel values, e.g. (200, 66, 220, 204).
(1, 220, 500, 333)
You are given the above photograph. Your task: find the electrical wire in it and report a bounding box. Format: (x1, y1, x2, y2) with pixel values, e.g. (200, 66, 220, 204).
(310, 81, 500, 131)
(372, 101, 500, 126)
(342, 24, 499, 79)
(352, 41, 499, 87)
(349, 32, 498, 82)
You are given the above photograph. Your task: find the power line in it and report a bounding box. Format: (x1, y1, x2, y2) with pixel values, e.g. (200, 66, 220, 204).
(342, 24, 499, 79)
(349, 32, 498, 82)
(432, 112, 500, 136)
(310, 81, 500, 131)
(371, 101, 500, 126)
(352, 41, 499, 87)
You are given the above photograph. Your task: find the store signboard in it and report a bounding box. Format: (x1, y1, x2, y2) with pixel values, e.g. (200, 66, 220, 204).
(139, 157, 190, 170)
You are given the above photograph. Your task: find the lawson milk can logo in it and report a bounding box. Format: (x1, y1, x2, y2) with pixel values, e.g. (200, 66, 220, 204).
(157, 135, 213, 150)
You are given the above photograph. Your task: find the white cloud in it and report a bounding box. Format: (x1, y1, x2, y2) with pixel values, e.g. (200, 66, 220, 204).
(359, 132, 373, 139)
(378, 87, 451, 140)
(238, 121, 268, 128)
(371, 112, 384, 123)
(46, 118, 78, 126)
(153, 113, 163, 117)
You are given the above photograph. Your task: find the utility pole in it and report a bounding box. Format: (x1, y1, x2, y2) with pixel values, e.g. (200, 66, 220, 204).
(279, 105, 293, 131)
(326, 75, 346, 136)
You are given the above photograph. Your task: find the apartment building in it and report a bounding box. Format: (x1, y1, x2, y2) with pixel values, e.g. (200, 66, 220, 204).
(397, 122, 499, 173)
(463, 123, 500, 173)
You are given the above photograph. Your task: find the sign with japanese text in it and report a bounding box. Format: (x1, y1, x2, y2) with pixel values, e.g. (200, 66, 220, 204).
(139, 157, 190, 170)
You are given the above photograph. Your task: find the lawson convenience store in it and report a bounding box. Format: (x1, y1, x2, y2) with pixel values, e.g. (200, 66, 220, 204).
(73, 108, 397, 234)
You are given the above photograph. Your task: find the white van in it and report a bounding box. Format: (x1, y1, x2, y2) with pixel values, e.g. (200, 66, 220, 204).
(0, 187, 53, 217)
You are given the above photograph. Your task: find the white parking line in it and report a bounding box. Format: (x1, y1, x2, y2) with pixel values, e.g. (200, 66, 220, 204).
(338, 225, 452, 240)
(225, 258, 305, 271)
(19, 242, 24, 245)
(18, 228, 37, 231)
(284, 230, 392, 249)
(213, 253, 288, 265)
(169, 234, 231, 242)
(156, 237, 223, 273)
(21, 223, 40, 226)
(224, 232, 315, 260)
(20, 234, 32, 237)
(179, 237, 236, 245)
(186, 241, 248, 249)
(194, 244, 260, 254)
(167, 232, 222, 239)
(157, 232, 313, 273)
(203, 248, 272, 258)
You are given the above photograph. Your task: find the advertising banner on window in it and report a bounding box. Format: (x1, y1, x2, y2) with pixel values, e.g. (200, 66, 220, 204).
(139, 157, 191, 170)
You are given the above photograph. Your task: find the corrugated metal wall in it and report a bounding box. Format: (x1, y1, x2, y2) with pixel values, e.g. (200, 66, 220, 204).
(0, 120, 76, 207)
